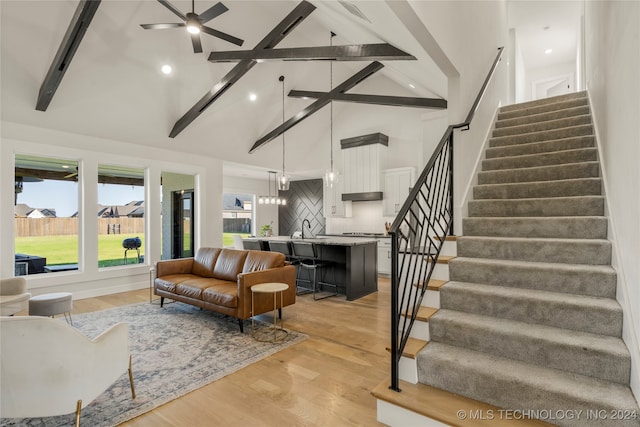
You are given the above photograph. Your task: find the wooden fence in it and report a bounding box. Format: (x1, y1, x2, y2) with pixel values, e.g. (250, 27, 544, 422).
(15, 217, 145, 237)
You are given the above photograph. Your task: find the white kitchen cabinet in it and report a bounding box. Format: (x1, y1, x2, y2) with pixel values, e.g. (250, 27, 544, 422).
(323, 178, 351, 218)
(383, 167, 416, 217)
(377, 237, 392, 275)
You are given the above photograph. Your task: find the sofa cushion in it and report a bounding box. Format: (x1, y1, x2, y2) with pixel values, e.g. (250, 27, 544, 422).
(175, 278, 221, 300)
(213, 249, 248, 282)
(192, 248, 221, 278)
(202, 282, 238, 308)
(155, 274, 198, 293)
(242, 251, 285, 273)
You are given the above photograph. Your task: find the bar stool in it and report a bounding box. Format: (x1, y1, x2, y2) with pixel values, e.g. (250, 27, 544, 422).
(291, 241, 338, 300)
(242, 240, 262, 250)
(268, 241, 298, 265)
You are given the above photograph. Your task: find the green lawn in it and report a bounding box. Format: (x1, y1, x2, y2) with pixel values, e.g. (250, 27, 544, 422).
(15, 234, 145, 268)
(15, 233, 249, 268)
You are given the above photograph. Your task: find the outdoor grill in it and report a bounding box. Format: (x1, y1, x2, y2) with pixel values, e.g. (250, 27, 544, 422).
(122, 237, 141, 250)
(122, 237, 142, 264)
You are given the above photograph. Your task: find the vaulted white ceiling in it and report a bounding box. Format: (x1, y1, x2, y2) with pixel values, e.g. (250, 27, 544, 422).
(1, 1, 581, 181)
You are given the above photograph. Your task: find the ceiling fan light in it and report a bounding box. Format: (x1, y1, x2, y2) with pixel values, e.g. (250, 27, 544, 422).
(187, 24, 200, 34)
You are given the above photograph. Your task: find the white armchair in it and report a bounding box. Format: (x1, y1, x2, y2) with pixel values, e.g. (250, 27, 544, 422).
(0, 316, 135, 426)
(0, 277, 31, 316)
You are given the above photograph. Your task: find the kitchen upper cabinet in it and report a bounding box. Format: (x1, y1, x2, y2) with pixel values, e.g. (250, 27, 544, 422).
(383, 167, 416, 217)
(323, 178, 351, 218)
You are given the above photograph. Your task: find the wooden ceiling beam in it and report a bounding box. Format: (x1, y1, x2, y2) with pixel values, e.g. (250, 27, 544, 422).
(169, 0, 316, 138)
(36, 0, 102, 111)
(249, 61, 384, 154)
(288, 90, 447, 109)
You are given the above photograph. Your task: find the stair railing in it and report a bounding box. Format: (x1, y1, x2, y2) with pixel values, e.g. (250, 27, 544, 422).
(388, 47, 504, 392)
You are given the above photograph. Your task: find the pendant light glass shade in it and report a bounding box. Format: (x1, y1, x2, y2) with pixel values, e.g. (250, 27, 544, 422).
(325, 32, 340, 188)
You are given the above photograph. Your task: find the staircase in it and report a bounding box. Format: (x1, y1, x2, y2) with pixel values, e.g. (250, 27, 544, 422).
(414, 91, 640, 426)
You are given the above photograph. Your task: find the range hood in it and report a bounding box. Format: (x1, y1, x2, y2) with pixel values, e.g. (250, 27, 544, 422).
(340, 133, 387, 202)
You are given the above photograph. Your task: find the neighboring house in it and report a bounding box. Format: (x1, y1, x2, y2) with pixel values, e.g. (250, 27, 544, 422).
(95, 201, 144, 218)
(14, 203, 56, 218)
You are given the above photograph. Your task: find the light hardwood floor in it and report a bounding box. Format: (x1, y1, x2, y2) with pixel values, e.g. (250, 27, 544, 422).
(69, 277, 392, 426)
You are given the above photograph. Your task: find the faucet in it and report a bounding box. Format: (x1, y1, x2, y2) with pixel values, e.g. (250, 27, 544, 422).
(302, 219, 311, 239)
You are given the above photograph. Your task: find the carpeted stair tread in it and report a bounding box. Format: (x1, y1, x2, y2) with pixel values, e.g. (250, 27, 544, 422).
(440, 281, 622, 337)
(473, 178, 602, 199)
(462, 216, 608, 239)
(468, 196, 604, 217)
(477, 162, 600, 185)
(485, 135, 595, 159)
(448, 257, 617, 298)
(499, 92, 587, 115)
(495, 105, 591, 129)
(498, 97, 589, 121)
(492, 115, 592, 138)
(489, 124, 593, 148)
(417, 342, 640, 427)
(429, 310, 630, 384)
(481, 148, 598, 171)
(456, 236, 611, 265)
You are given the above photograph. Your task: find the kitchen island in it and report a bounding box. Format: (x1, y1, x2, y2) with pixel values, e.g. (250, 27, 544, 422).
(243, 236, 378, 300)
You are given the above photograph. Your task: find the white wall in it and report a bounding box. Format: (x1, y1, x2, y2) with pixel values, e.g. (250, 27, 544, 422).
(514, 31, 528, 103)
(1, 121, 222, 299)
(584, 0, 640, 398)
(526, 61, 576, 100)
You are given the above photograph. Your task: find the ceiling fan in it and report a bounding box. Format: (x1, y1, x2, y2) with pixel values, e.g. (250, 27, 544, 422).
(140, 0, 244, 54)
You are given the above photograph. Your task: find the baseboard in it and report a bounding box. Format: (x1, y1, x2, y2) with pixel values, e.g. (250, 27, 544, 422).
(72, 280, 148, 301)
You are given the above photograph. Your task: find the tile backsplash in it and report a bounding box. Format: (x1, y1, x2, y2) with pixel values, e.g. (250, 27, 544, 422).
(325, 201, 395, 235)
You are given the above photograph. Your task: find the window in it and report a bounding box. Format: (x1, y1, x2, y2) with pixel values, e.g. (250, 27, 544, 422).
(97, 165, 145, 268)
(222, 194, 253, 247)
(14, 155, 79, 274)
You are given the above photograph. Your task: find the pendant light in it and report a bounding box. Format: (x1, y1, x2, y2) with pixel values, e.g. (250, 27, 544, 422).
(323, 31, 340, 189)
(277, 75, 290, 191)
(258, 171, 286, 205)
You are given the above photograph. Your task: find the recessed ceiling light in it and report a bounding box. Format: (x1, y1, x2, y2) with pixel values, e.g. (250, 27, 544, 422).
(408, 83, 416, 89)
(249, 93, 257, 102)
(545, 49, 553, 54)
(161, 64, 172, 75)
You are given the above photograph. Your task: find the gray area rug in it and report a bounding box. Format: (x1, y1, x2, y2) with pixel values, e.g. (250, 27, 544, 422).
(1, 301, 307, 426)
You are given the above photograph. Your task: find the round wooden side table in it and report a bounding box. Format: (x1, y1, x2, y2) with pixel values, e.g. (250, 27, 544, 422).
(251, 282, 289, 342)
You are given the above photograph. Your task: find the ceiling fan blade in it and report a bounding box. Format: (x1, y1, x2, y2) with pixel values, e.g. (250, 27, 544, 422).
(198, 2, 228, 24)
(201, 25, 244, 46)
(157, 0, 186, 21)
(64, 172, 78, 179)
(140, 22, 185, 30)
(191, 33, 203, 53)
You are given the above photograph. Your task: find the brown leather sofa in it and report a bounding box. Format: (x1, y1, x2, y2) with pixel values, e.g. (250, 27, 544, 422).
(154, 247, 296, 332)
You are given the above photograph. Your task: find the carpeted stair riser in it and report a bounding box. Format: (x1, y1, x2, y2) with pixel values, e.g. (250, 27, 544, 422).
(456, 236, 611, 265)
(499, 91, 587, 114)
(417, 343, 640, 427)
(485, 135, 595, 159)
(429, 310, 630, 384)
(495, 105, 591, 129)
(492, 115, 592, 138)
(482, 148, 598, 171)
(473, 178, 602, 200)
(462, 216, 609, 239)
(440, 281, 622, 336)
(498, 97, 589, 121)
(468, 196, 604, 217)
(448, 257, 617, 298)
(478, 162, 600, 185)
(489, 124, 593, 148)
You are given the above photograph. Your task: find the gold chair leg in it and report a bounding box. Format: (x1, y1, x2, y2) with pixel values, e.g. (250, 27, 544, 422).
(75, 400, 82, 427)
(128, 356, 136, 399)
